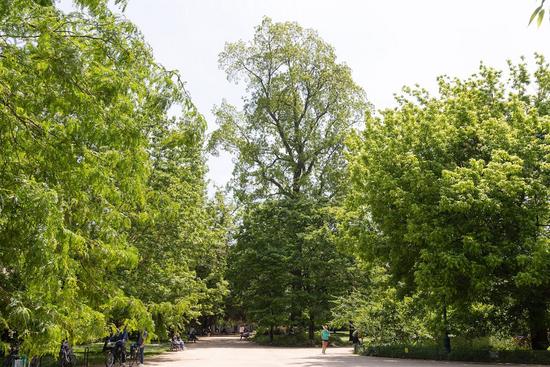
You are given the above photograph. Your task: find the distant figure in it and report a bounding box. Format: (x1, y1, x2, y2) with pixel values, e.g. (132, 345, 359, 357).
(188, 328, 198, 343)
(114, 327, 128, 363)
(321, 325, 330, 354)
(239, 325, 245, 339)
(352, 329, 360, 344)
(240, 326, 250, 340)
(137, 330, 147, 366)
(349, 320, 355, 342)
(176, 336, 185, 350)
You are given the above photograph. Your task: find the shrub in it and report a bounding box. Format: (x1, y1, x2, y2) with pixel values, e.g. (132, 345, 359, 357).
(357, 343, 550, 364)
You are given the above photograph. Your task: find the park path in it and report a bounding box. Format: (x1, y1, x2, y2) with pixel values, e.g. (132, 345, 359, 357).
(143, 336, 545, 367)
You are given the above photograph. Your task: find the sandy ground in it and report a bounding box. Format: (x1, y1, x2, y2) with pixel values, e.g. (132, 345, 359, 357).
(143, 336, 545, 367)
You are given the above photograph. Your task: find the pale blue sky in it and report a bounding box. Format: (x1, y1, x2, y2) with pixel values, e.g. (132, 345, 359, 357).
(115, 1, 549, 192)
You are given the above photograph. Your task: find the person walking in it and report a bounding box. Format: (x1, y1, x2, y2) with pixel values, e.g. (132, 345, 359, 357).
(348, 320, 355, 342)
(137, 330, 147, 366)
(321, 325, 330, 354)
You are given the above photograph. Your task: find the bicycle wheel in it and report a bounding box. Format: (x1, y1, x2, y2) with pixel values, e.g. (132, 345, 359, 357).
(127, 352, 137, 367)
(105, 352, 114, 367)
(115, 351, 126, 367)
(59, 354, 68, 367)
(29, 357, 40, 367)
(67, 354, 76, 367)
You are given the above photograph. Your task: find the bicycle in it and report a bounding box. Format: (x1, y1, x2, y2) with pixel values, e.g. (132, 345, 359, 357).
(126, 343, 139, 367)
(59, 340, 76, 367)
(2, 345, 19, 367)
(103, 338, 126, 367)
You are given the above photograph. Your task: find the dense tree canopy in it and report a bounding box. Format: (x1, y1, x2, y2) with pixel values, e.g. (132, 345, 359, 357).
(211, 17, 366, 202)
(213, 17, 363, 341)
(0, 0, 228, 356)
(347, 57, 550, 349)
(1, 1, 548, 359)
(228, 199, 355, 341)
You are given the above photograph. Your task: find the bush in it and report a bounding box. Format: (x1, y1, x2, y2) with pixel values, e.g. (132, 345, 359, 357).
(357, 343, 550, 364)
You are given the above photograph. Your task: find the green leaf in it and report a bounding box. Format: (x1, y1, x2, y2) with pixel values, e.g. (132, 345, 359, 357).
(529, 5, 542, 25)
(537, 8, 545, 26)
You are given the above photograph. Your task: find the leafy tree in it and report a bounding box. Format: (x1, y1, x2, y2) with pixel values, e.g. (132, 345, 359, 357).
(227, 202, 293, 342)
(0, 0, 152, 354)
(213, 17, 364, 340)
(331, 265, 433, 345)
(0, 0, 226, 355)
(228, 198, 354, 341)
(211, 16, 366, 202)
(286, 199, 356, 339)
(348, 56, 550, 349)
(120, 98, 225, 339)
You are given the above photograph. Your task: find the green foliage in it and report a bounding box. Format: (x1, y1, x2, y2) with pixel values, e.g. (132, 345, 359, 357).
(359, 343, 550, 364)
(211, 16, 367, 202)
(530, 0, 548, 27)
(0, 0, 229, 356)
(332, 266, 433, 345)
(228, 198, 355, 338)
(347, 56, 550, 350)
(214, 17, 364, 340)
(252, 331, 348, 347)
(228, 201, 296, 331)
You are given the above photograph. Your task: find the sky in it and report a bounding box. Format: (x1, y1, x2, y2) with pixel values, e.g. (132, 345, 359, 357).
(114, 0, 550, 193)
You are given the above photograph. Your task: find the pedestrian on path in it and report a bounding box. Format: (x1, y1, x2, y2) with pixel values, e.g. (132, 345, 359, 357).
(138, 330, 148, 366)
(321, 325, 330, 354)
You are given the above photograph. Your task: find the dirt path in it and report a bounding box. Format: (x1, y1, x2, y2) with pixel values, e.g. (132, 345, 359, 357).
(143, 336, 544, 367)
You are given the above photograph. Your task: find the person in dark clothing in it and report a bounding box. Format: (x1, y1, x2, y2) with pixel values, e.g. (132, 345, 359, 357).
(137, 330, 147, 365)
(113, 327, 128, 363)
(352, 329, 360, 344)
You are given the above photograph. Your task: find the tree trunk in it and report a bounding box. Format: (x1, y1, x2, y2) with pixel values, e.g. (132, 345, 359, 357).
(528, 301, 549, 350)
(269, 325, 274, 343)
(308, 315, 315, 341)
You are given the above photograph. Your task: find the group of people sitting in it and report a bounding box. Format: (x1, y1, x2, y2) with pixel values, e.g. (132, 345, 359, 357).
(239, 325, 250, 340)
(171, 335, 185, 351)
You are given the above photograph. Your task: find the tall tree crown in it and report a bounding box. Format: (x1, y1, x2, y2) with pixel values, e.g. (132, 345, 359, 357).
(211, 17, 367, 202)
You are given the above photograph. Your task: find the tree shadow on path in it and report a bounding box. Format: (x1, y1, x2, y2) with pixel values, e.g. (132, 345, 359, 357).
(289, 354, 536, 367)
(183, 336, 263, 349)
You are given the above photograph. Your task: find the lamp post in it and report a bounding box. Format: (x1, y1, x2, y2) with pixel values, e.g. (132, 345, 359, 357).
(443, 300, 451, 353)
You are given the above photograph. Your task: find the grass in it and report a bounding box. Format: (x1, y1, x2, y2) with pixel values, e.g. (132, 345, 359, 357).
(3, 342, 173, 367)
(76, 342, 171, 367)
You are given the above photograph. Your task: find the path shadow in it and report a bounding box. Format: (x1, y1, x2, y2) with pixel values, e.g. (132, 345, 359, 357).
(289, 354, 524, 367)
(171, 336, 262, 350)
(142, 355, 186, 365)
(163, 336, 353, 351)
(287, 354, 366, 367)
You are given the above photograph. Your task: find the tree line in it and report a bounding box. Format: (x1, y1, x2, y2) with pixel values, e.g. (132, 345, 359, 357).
(0, 0, 230, 357)
(0, 0, 548, 359)
(214, 18, 549, 351)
